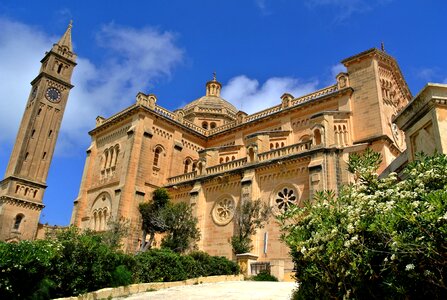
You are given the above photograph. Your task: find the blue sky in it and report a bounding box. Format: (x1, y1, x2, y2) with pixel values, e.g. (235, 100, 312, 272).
(0, 0, 446, 225)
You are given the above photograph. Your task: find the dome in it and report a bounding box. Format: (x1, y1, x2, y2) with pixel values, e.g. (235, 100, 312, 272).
(183, 95, 238, 114)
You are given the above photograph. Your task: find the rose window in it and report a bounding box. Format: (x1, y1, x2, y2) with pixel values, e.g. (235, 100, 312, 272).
(212, 198, 235, 225)
(276, 188, 297, 211)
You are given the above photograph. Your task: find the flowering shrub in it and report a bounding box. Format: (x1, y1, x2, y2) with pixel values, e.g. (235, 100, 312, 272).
(279, 151, 447, 299)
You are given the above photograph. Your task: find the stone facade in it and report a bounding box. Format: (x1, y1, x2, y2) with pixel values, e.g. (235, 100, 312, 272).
(0, 23, 76, 242)
(70, 48, 413, 279)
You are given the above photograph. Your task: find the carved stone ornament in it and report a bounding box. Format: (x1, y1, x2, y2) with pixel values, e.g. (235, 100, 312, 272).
(275, 187, 297, 213)
(212, 198, 235, 225)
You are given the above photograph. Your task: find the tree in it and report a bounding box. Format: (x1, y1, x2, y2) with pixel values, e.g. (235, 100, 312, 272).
(231, 199, 271, 254)
(101, 217, 130, 250)
(279, 151, 447, 299)
(138, 188, 170, 251)
(161, 202, 201, 253)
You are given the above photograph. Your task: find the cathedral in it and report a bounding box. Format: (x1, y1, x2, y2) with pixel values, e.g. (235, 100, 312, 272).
(2, 23, 447, 281)
(69, 46, 413, 280)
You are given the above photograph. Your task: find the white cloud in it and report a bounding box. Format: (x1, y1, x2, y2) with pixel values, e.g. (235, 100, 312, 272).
(305, 0, 392, 20)
(221, 75, 318, 114)
(254, 0, 271, 15)
(331, 63, 347, 78)
(0, 18, 183, 156)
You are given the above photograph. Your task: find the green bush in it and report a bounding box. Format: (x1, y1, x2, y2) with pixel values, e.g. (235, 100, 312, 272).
(279, 152, 447, 299)
(0, 226, 238, 298)
(134, 248, 188, 282)
(188, 251, 239, 276)
(251, 270, 278, 281)
(0, 239, 59, 300)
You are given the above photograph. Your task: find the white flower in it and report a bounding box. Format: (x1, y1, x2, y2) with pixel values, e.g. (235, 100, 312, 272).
(405, 264, 415, 271)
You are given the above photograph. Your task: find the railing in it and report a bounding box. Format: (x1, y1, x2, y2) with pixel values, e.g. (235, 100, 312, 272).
(291, 84, 338, 106)
(154, 105, 176, 120)
(182, 120, 207, 135)
(206, 157, 248, 176)
(244, 105, 282, 122)
(207, 121, 237, 135)
(257, 141, 312, 162)
(168, 171, 197, 184)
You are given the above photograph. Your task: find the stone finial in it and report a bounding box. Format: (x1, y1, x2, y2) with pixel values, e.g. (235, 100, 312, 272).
(336, 73, 349, 89)
(96, 116, 105, 127)
(281, 93, 294, 109)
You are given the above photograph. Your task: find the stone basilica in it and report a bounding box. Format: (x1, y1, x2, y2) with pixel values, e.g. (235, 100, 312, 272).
(2, 24, 447, 281)
(70, 46, 414, 280)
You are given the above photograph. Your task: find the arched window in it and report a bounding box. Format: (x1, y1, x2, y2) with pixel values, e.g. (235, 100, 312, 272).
(192, 162, 197, 172)
(154, 147, 162, 166)
(231, 156, 235, 161)
(184, 158, 191, 173)
(210, 122, 217, 129)
(270, 143, 274, 150)
(13, 214, 24, 230)
(275, 142, 279, 149)
(202, 121, 208, 129)
(225, 157, 230, 162)
(220, 157, 224, 164)
(281, 142, 285, 147)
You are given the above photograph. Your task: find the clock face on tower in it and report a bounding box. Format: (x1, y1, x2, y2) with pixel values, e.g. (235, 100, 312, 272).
(46, 87, 61, 102)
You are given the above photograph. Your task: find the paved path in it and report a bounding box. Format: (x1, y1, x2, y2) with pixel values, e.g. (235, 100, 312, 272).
(119, 281, 297, 300)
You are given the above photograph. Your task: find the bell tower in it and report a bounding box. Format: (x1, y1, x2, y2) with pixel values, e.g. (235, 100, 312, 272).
(0, 22, 77, 242)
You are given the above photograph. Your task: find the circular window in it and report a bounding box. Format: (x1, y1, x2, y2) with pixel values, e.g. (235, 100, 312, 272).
(212, 198, 235, 225)
(275, 187, 298, 212)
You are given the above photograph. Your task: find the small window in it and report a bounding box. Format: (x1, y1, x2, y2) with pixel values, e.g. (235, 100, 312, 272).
(202, 121, 208, 129)
(270, 143, 273, 150)
(25, 152, 29, 160)
(220, 157, 224, 164)
(48, 130, 53, 138)
(42, 152, 47, 160)
(37, 108, 42, 116)
(13, 214, 24, 230)
(154, 147, 162, 166)
(31, 129, 35, 138)
(210, 122, 217, 129)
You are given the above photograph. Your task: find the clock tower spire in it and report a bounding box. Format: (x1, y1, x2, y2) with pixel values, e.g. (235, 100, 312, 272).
(0, 22, 77, 242)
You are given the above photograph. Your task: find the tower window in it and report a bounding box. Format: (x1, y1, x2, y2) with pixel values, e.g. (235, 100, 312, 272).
(210, 122, 217, 129)
(42, 152, 47, 160)
(48, 130, 53, 138)
(57, 63, 63, 74)
(37, 108, 42, 116)
(202, 121, 208, 129)
(13, 214, 24, 230)
(25, 152, 29, 160)
(31, 129, 35, 138)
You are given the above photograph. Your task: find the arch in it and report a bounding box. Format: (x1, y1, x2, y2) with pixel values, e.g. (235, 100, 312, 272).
(275, 142, 279, 149)
(314, 128, 322, 145)
(231, 156, 235, 161)
(281, 142, 285, 148)
(270, 143, 274, 150)
(184, 158, 192, 173)
(192, 161, 197, 172)
(113, 145, 120, 167)
(202, 121, 208, 129)
(91, 192, 112, 231)
(225, 157, 230, 163)
(210, 122, 217, 129)
(220, 157, 224, 164)
(248, 147, 255, 163)
(13, 214, 24, 230)
(153, 146, 163, 167)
